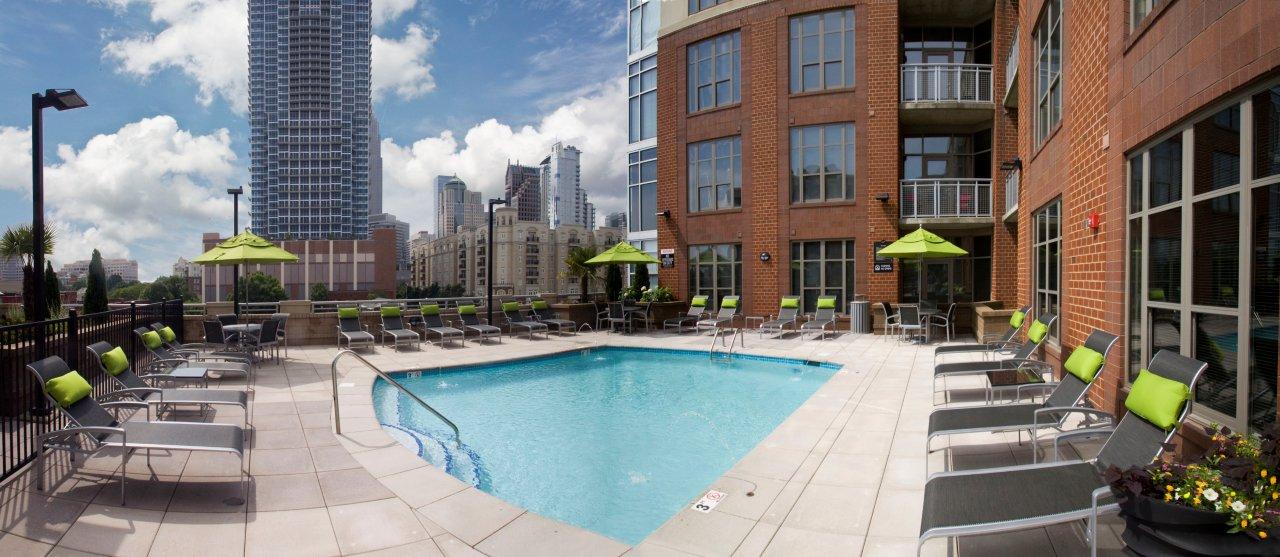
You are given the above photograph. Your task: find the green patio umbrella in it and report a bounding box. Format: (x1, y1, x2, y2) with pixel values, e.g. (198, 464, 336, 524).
(876, 227, 967, 303)
(584, 241, 659, 265)
(193, 231, 298, 314)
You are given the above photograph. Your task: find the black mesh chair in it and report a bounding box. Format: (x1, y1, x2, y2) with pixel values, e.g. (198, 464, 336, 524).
(933, 305, 1032, 365)
(880, 302, 900, 337)
(932, 313, 1059, 395)
(87, 341, 248, 427)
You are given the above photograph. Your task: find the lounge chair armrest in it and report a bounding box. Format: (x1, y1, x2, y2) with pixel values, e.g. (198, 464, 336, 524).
(97, 389, 156, 402)
(100, 400, 151, 421)
(985, 339, 1022, 349)
(38, 425, 126, 449)
(1047, 426, 1117, 463)
(114, 387, 164, 399)
(999, 358, 1051, 370)
(1033, 406, 1114, 424)
(1016, 382, 1058, 398)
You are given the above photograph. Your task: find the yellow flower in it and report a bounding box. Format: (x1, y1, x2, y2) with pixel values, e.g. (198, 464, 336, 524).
(1263, 470, 1269, 478)
(1261, 532, 1269, 539)
(1243, 520, 1249, 529)
(1271, 476, 1276, 486)
(1166, 485, 1174, 492)
(1193, 498, 1201, 506)
(1272, 492, 1278, 500)
(1165, 494, 1173, 502)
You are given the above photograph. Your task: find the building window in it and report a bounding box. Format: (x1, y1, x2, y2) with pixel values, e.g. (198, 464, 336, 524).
(687, 32, 740, 112)
(790, 240, 855, 312)
(688, 244, 741, 307)
(687, 136, 742, 212)
(1131, 0, 1163, 29)
(902, 131, 992, 180)
(628, 148, 658, 233)
(790, 123, 855, 203)
(1034, 0, 1063, 146)
(688, 0, 727, 15)
(629, 0, 658, 55)
(1033, 199, 1061, 343)
(628, 239, 658, 288)
(789, 9, 855, 93)
(629, 56, 657, 143)
(901, 23, 992, 65)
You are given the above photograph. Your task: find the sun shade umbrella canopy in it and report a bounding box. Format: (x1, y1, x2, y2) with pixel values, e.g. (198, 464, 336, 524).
(585, 241, 660, 265)
(877, 227, 968, 306)
(192, 231, 299, 265)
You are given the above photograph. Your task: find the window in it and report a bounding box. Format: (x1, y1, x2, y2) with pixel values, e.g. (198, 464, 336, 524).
(687, 136, 742, 212)
(901, 23, 992, 65)
(1131, 0, 1163, 29)
(1034, 0, 1063, 146)
(789, 9, 855, 93)
(902, 131, 992, 180)
(687, 32, 740, 112)
(688, 244, 741, 307)
(629, 56, 657, 143)
(791, 123, 855, 203)
(899, 235, 991, 305)
(688, 0, 727, 14)
(790, 240, 855, 312)
(1033, 200, 1061, 342)
(628, 148, 657, 232)
(629, 0, 658, 55)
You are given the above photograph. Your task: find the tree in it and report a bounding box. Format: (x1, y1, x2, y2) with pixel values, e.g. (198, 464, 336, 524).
(44, 262, 61, 315)
(106, 274, 124, 291)
(1, 224, 55, 321)
(634, 263, 651, 290)
(605, 264, 623, 302)
(145, 275, 197, 302)
(563, 245, 600, 303)
(83, 250, 108, 314)
(235, 271, 287, 302)
(109, 282, 148, 301)
(309, 282, 329, 301)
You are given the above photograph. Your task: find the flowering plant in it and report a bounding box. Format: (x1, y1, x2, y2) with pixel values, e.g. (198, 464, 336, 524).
(639, 286, 673, 303)
(1106, 424, 1280, 540)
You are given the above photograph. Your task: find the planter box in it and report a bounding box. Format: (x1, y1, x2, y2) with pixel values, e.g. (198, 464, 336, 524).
(1118, 494, 1279, 556)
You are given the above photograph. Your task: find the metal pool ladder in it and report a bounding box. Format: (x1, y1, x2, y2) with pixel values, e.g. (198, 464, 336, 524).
(709, 327, 744, 360)
(330, 349, 461, 447)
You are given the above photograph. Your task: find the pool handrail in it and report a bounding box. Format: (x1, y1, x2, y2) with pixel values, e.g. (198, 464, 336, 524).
(330, 349, 461, 447)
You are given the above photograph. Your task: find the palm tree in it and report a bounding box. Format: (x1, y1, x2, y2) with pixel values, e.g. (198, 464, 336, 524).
(1, 224, 55, 322)
(563, 245, 600, 303)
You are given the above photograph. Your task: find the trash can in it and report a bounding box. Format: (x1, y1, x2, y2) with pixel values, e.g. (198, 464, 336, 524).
(849, 300, 871, 334)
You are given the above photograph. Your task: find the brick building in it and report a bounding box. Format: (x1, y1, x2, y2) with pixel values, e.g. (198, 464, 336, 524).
(199, 228, 398, 301)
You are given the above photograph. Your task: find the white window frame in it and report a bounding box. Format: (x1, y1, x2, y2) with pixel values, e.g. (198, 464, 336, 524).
(1034, 0, 1063, 146)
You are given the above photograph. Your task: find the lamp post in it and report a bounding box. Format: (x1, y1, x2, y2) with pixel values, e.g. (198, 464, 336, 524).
(486, 198, 507, 323)
(30, 89, 88, 325)
(227, 187, 243, 315)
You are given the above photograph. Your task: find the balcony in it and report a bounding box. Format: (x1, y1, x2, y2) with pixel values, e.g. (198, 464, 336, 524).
(900, 178, 993, 226)
(1004, 31, 1019, 108)
(1003, 169, 1020, 222)
(900, 63, 994, 125)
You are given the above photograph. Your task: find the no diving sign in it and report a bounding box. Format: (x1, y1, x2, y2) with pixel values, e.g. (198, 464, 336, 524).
(692, 490, 726, 513)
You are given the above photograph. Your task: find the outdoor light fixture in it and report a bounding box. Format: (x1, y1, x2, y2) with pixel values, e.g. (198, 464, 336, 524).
(656, 210, 670, 218)
(36, 89, 88, 111)
(875, 193, 891, 202)
(759, 252, 771, 262)
(999, 157, 1023, 171)
(30, 88, 88, 328)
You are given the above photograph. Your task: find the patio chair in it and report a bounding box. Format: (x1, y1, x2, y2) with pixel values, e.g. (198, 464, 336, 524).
(456, 304, 501, 343)
(26, 355, 245, 506)
(601, 302, 631, 334)
(926, 330, 1120, 456)
(149, 322, 202, 353)
(696, 296, 739, 333)
(800, 296, 838, 340)
(87, 341, 248, 428)
(928, 303, 958, 342)
(931, 312, 1058, 395)
(379, 306, 421, 351)
(336, 307, 375, 351)
(531, 300, 577, 335)
(880, 301, 900, 337)
(136, 327, 251, 379)
(664, 295, 709, 334)
(628, 302, 656, 332)
(417, 304, 465, 347)
(270, 312, 289, 357)
(759, 297, 802, 338)
(918, 350, 1208, 556)
(898, 305, 925, 342)
(216, 314, 238, 326)
(502, 302, 548, 339)
(933, 305, 1032, 365)
(242, 317, 282, 363)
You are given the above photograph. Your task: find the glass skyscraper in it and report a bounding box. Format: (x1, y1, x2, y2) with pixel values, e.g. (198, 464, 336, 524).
(249, 0, 371, 240)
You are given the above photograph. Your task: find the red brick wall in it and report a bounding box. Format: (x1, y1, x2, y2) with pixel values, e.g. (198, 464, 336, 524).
(862, 0, 901, 305)
(989, 0, 1020, 305)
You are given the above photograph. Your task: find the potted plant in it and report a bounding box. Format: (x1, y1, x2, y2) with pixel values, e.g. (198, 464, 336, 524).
(1106, 424, 1280, 556)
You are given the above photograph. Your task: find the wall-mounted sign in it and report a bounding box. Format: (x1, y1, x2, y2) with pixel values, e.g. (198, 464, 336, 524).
(873, 241, 894, 273)
(659, 248, 676, 268)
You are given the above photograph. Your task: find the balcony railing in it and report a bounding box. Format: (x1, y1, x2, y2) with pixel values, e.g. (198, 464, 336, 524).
(1004, 170, 1020, 220)
(900, 178, 993, 219)
(1005, 32, 1020, 95)
(900, 63, 994, 104)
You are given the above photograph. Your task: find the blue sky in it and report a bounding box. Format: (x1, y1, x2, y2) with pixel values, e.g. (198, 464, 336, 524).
(0, 0, 628, 279)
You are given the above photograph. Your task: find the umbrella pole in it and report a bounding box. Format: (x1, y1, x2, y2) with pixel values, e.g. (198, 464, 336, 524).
(233, 263, 240, 316)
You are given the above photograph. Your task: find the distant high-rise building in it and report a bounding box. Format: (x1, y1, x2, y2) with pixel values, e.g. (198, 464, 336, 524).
(60, 258, 139, 284)
(436, 176, 484, 236)
(605, 211, 627, 229)
(0, 256, 22, 282)
(369, 110, 383, 215)
(369, 213, 411, 282)
(540, 142, 593, 229)
(248, 0, 371, 240)
(504, 162, 543, 222)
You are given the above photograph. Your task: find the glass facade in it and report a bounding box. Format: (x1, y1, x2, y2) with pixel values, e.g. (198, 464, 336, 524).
(1034, 0, 1063, 146)
(629, 0, 658, 56)
(790, 240, 855, 312)
(687, 32, 741, 112)
(629, 56, 657, 143)
(1033, 200, 1061, 342)
(902, 132, 992, 180)
(790, 124, 855, 203)
(628, 148, 657, 233)
(688, 244, 742, 308)
(789, 9, 856, 93)
(687, 136, 742, 212)
(899, 236, 992, 306)
(901, 23, 992, 65)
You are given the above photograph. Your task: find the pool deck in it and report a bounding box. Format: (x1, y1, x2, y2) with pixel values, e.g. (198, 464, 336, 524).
(0, 329, 1129, 556)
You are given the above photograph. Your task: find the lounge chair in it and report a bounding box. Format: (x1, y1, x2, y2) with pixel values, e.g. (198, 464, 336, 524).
(918, 350, 1208, 555)
(759, 297, 802, 338)
(933, 305, 1032, 365)
(417, 304, 464, 347)
(931, 312, 1058, 396)
(696, 296, 740, 333)
(26, 355, 245, 506)
(456, 304, 501, 343)
(379, 306, 421, 350)
(336, 307, 375, 350)
(502, 302, 549, 339)
(800, 296, 838, 340)
(149, 322, 202, 353)
(88, 341, 248, 429)
(135, 327, 251, 379)
(664, 295, 709, 333)
(926, 330, 1120, 456)
(531, 300, 577, 335)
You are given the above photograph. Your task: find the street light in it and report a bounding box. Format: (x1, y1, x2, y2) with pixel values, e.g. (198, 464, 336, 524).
(486, 198, 508, 323)
(31, 89, 88, 324)
(227, 187, 243, 315)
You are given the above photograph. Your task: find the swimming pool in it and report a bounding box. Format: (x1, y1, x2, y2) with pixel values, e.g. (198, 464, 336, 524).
(373, 347, 839, 544)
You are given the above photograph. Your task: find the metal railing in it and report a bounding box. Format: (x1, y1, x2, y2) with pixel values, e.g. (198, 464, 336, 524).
(1005, 32, 1020, 95)
(1004, 170, 1020, 219)
(900, 178, 994, 218)
(900, 63, 994, 103)
(330, 349, 460, 447)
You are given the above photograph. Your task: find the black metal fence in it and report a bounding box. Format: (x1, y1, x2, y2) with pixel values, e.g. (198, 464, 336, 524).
(0, 299, 184, 481)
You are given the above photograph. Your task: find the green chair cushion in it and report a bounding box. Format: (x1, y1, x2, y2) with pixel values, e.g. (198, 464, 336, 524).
(690, 295, 708, 308)
(1063, 346, 1105, 383)
(380, 306, 402, 318)
(1125, 369, 1190, 430)
(100, 347, 130, 377)
(1009, 310, 1026, 328)
(141, 331, 163, 350)
(421, 304, 441, 316)
(532, 300, 549, 310)
(458, 304, 477, 315)
(158, 326, 177, 343)
(816, 298, 836, 309)
(780, 298, 800, 309)
(502, 302, 520, 312)
(337, 308, 360, 319)
(45, 371, 92, 408)
(720, 297, 738, 309)
(1027, 320, 1049, 344)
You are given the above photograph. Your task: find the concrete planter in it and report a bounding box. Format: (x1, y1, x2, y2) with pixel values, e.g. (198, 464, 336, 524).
(551, 303, 598, 330)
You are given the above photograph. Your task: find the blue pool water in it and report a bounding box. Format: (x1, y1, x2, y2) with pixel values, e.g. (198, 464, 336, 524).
(372, 347, 838, 544)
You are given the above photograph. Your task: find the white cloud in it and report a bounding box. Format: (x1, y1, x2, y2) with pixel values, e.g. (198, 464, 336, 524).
(373, 0, 417, 27)
(380, 77, 628, 235)
(0, 116, 241, 280)
(372, 24, 438, 102)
